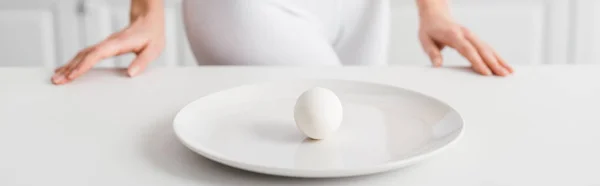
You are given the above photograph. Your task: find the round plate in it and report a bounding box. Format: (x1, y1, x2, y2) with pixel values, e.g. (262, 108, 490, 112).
(173, 79, 464, 178)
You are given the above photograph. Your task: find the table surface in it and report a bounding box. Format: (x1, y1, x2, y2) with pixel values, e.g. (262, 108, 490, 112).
(1, 66, 599, 186)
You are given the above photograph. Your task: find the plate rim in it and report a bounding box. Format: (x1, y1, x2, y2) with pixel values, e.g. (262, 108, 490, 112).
(172, 78, 465, 178)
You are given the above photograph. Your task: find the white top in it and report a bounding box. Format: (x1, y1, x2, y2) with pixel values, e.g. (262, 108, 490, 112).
(1, 66, 599, 186)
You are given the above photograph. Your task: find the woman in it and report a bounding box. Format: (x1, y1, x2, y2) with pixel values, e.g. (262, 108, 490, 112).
(51, 0, 513, 85)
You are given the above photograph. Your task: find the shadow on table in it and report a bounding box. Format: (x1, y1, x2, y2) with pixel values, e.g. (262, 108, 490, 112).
(141, 116, 421, 186)
(442, 66, 483, 75)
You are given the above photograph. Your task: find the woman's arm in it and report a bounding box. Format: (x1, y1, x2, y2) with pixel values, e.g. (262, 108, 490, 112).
(130, 0, 164, 22)
(51, 0, 165, 85)
(416, 0, 513, 76)
(417, 0, 450, 16)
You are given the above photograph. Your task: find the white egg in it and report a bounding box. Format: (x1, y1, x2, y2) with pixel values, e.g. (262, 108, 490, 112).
(294, 87, 343, 140)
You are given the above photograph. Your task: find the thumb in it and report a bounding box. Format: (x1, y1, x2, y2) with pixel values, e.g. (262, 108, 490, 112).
(419, 33, 443, 67)
(127, 46, 159, 77)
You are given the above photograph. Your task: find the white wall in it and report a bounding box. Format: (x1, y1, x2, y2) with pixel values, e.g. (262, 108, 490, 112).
(0, 0, 596, 67)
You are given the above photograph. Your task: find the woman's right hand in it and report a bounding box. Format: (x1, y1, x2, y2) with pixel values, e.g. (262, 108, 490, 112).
(51, 0, 165, 85)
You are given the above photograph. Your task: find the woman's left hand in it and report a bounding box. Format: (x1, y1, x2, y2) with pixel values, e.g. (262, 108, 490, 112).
(418, 11, 513, 76)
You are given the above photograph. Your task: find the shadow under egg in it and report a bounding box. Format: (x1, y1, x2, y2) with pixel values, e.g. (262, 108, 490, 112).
(293, 137, 344, 170)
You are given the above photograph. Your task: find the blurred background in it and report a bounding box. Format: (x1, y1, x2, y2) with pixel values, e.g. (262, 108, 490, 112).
(0, 0, 595, 68)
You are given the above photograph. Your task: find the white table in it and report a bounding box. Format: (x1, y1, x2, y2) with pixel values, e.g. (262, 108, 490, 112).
(1, 66, 599, 186)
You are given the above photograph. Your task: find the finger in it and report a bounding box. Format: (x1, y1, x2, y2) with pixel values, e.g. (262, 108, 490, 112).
(127, 44, 160, 77)
(67, 37, 142, 80)
(494, 49, 514, 73)
(66, 41, 122, 80)
(419, 33, 443, 67)
(54, 64, 79, 85)
(54, 66, 66, 73)
(449, 38, 492, 76)
(463, 29, 508, 76)
(51, 66, 69, 85)
(52, 49, 90, 84)
(67, 35, 150, 80)
(60, 49, 92, 82)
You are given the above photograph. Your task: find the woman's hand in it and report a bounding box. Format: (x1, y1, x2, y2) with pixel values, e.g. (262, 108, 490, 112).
(417, 0, 513, 76)
(51, 0, 165, 85)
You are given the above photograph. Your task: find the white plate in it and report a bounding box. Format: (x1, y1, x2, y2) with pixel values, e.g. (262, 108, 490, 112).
(173, 79, 464, 178)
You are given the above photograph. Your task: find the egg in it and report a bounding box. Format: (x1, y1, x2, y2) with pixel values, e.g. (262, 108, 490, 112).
(294, 87, 343, 140)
